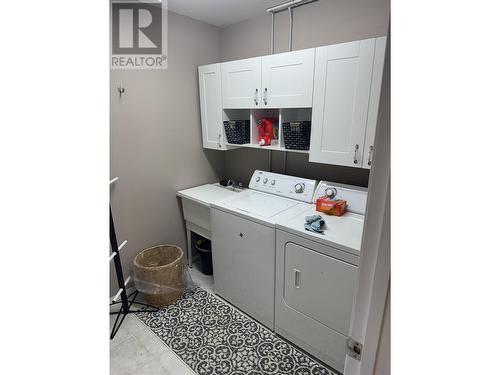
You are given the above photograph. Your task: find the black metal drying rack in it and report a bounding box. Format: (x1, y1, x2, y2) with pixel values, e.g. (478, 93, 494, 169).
(109, 184, 158, 339)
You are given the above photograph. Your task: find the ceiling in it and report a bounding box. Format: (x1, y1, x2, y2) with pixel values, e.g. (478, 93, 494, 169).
(168, 0, 282, 28)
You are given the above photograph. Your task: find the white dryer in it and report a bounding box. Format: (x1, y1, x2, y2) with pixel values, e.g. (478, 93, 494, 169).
(274, 181, 368, 373)
(210, 170, 317, 330)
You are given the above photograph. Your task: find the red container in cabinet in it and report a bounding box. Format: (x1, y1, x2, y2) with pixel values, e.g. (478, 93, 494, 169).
(257, 118, 275, 146)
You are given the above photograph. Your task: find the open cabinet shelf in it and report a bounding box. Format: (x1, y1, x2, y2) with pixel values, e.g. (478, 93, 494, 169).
(223, 107, 312, 153)
(236, 143, 310, 153)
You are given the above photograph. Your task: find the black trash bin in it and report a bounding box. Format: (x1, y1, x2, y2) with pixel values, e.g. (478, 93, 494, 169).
(191, 232, 213, 275)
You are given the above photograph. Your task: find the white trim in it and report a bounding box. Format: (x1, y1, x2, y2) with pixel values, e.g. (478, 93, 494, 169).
(112, 288, 123, 302)
(118, 240, 128, 251)
(109, 285, 136, 305)
(344, 30, 390, 375)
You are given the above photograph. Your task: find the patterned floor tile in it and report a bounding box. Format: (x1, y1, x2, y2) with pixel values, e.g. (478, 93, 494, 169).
(136, 288, 334, 375)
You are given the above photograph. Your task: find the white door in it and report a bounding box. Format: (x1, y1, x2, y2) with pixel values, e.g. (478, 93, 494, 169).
(198, 63, 225, 150)
(261, 49, 315, 108)
(362, 37, 387, 169)
(210, 208, 275, 329)
(309, 39, 376, 167)
(221, 57, 261, 109)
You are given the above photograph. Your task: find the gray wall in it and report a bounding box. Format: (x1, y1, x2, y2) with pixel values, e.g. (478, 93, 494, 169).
(221, 0, 390, 187)
(110, 12, 225, 294)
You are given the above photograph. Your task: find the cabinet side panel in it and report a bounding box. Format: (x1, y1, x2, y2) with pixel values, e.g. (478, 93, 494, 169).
(199, 64, 224, 150)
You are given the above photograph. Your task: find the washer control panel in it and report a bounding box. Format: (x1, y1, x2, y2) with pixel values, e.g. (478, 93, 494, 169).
(313, 181, 368, 215)
(249, 170, 317, 203)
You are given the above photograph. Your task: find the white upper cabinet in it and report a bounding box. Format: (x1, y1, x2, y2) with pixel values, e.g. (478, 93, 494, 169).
(309, 38, 385, 168)
(198, 37, 387, 155)
(362, 37, 387, 169)
(261, 49, 315, 108)
(221, 57, 262, 109)
(198, 63, 226, 150)
(221, 51, 314, 109)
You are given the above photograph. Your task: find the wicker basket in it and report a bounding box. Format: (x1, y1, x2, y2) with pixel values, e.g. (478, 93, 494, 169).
(133, 245, 184, 308)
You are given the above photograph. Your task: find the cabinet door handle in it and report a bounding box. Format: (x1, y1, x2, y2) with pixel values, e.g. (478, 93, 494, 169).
(263, 88, 268, 105)
(353, 144, 359, 165)
(293, 268, 301, 289)
(254, 88, 259, 105)
(217, 134, 222, 148)
(368, 145, 374, 166)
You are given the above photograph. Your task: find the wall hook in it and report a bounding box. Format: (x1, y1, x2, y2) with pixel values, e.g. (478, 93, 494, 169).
(117, 85, 125, 97)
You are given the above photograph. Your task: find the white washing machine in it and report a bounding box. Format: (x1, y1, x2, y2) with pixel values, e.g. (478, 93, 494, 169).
(274, 181, 368, 372)
(210, 170, 317, 330)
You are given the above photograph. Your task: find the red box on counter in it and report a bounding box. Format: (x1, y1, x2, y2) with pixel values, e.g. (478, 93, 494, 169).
(315, 197, 347, 216)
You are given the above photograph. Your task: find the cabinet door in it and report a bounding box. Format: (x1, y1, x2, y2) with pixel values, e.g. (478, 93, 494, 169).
(362, 37, 387, 169)
(309, 39, 376, 167)
(261, 49, 315, 108)
(198, 63, 225, 150)
(221, 57, 261, 109)
(211, 208, 275, 329)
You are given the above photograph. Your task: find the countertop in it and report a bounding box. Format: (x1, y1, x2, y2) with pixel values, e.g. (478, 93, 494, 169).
(176, 183, 245, 207)
(276, 206, 365, 255)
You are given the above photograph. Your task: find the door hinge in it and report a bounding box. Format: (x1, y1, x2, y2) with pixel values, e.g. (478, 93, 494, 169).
(346, 337, 362, 361)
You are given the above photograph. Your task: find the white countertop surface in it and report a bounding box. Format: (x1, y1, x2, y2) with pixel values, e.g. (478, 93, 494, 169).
(276, 205, 365, 255)
(211, 189, 312, 227)
(219, 190, 299, 219)
(176, 183, 244, 207)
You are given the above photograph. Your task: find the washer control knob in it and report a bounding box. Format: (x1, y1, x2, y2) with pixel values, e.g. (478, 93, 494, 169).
(271, 179, 276, 186)
(256, 177, 260, 182)
(263, 178, 268, 184)
(294, 183, 305, 193)
(325, 187, 337, 198)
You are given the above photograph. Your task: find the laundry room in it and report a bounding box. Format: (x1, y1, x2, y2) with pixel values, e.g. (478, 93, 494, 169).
(4, 1, 499, 375)
(108, 1, 389, 373)
(106, 1, 389, 373)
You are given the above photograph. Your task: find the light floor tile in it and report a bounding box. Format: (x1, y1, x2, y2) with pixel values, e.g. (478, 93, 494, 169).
(131, 359, 166, 375)
(109, 313, 135, 349)
(128, 316, 168, 357)
(111, 315, 193, 374)
(132, 349, 196, 375)
(156, 348, 196, 374)
(110, 335, 154, 375)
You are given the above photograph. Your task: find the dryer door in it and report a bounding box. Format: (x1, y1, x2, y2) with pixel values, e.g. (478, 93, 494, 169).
(275, 230, 359, 372)
(284, 242, 358, 336)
